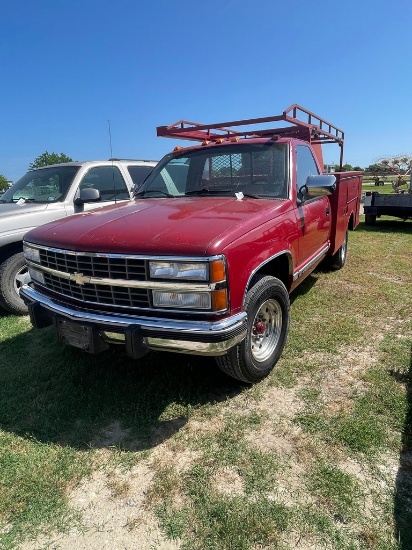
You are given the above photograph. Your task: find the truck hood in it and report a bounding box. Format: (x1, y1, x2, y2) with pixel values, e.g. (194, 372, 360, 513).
(25, 197, 290, 256)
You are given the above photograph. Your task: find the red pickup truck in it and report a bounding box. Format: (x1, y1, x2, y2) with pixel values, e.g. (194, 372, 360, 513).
(21, 105, 362, 383)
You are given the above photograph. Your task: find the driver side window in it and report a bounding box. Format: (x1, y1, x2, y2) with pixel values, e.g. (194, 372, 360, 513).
(296, 146, 320, 197)
(79, 166, 129, 201)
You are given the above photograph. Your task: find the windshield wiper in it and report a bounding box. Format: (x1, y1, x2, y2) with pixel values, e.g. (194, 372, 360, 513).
(238, 192, 260, 199)
(185, 187, 233, 196)
(185, 188, 260, 198)
(134, 189, 175, 198)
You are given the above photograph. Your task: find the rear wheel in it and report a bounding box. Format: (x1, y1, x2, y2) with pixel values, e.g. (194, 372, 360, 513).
(216, 275, 290, 383)
(329, 230, 348, 270)
(0, 252, 30, 314)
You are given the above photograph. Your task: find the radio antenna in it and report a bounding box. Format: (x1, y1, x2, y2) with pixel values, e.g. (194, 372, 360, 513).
(108, 119, 117, 202)
(108, 119, 113, 159)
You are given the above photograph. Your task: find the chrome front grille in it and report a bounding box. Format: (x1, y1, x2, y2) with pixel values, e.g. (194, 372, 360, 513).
(38, 249, 150, 309)
(39, 249, 146, 280)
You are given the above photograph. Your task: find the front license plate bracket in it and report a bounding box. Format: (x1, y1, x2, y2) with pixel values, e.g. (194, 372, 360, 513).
(54, 317, 109, 354)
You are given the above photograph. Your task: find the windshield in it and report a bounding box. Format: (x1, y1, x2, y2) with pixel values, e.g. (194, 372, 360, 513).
(135, 142, 288, 199)
(0, 166, 80, 203)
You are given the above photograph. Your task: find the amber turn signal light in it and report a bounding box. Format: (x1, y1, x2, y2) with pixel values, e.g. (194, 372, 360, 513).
(212, 289, 228, 311)
(210, 259, 226, 282)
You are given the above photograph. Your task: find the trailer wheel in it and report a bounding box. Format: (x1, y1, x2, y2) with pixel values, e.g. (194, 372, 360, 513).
(365, 213, 376, 225)
(216, 275, 290, 384)
(0, 252, 30, 315)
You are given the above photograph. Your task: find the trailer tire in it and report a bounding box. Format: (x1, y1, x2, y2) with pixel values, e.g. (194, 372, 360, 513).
(216, 275, 290, 384)
(365, 213, 376, 225)
(0, 252, 30, 315)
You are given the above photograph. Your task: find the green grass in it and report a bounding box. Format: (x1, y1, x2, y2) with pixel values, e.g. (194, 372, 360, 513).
(362, 175, 410, 194)
(0, 215, 411, 549)
(362, 183, 405, 194)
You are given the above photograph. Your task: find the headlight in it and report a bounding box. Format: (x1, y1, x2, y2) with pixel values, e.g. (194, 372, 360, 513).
(149, 261, 208, 281)
(150, 257, 227, 311)
(23, 244, 40, 263)
(153, 291, 211, 309)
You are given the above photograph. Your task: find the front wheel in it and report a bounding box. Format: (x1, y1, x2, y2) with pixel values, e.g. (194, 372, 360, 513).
(216, 275, 290, 383)
(0, 252, 30, 314)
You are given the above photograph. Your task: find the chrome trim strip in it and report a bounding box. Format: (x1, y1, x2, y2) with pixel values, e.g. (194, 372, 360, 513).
(26, 260, 220, 292)
(292, 244, 330, 281)
(20, 284, 246, 334)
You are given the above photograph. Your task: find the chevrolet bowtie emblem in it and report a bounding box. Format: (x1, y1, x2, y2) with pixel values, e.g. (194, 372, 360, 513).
(70, 272, 90, 285)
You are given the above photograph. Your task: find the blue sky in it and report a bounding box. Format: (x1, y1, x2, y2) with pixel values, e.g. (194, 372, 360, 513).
(1, 0, 411, 182)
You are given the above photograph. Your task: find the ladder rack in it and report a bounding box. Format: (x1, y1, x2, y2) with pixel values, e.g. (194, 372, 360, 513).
(157, 104, 345, 169)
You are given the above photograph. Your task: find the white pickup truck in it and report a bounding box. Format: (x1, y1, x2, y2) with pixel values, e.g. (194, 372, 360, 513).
(0, 159, 157, 314)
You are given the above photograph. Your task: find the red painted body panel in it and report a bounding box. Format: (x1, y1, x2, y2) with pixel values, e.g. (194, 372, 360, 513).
(328, 171, 362, 254)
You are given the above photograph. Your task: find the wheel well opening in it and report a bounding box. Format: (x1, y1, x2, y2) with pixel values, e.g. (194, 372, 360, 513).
(248, 254, 291, 292)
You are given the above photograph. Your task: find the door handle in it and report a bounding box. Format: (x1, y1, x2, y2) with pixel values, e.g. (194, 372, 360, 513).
(325, 207, 330, 215)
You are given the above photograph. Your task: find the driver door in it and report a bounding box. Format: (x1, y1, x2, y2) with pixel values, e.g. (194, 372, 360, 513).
(295, 145, 331, 267)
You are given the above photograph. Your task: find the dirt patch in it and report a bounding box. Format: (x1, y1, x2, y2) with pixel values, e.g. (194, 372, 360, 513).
(24, 462, 181, 550)
(211, 466, 244, 496)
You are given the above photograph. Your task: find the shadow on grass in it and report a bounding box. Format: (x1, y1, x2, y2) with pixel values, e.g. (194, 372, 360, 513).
(357, 218, 412, 235)
(394, 345, 412, 549)
(0, 319, 245, 452)
(290, 271, 319, 303)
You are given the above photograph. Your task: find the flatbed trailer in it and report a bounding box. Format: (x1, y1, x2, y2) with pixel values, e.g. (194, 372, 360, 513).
(364, 189, 412, 224)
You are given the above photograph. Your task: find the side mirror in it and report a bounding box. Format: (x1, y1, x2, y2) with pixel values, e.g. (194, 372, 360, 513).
(74, 188, 101, 204)
(299, 174, 336, 200)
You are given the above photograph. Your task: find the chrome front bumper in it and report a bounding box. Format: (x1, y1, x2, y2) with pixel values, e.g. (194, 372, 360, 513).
(20, 284, 247, 357)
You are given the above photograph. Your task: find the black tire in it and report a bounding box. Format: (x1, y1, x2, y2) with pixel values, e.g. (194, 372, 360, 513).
(216, 275, 290, 383)
(0, 252, 30, 314)
(328, 230, 348, 270)
(365, 213, 376, 225)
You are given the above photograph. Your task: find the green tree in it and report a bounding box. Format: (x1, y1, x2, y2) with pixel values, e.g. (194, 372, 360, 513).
(29, 151, 73, 170)
(341, 163, 354, 172)
(0, 174, 10, 191)
(365, 163, 384, 174)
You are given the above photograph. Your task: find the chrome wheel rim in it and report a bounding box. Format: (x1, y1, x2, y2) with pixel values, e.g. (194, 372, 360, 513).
(340, 237, 347, 262)
(14, 264, 30, 294)
(250, 298, 282, 362)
